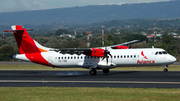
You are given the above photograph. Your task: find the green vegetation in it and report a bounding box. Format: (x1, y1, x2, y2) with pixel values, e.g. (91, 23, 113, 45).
(0, 87, 180, 101)
(1, 19, 180, 61)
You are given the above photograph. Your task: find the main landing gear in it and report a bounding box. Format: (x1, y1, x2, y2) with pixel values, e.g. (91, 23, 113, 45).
(90, 69, 110, 75)
(103, 69, 109, 74)
(90, 69, 97, 75)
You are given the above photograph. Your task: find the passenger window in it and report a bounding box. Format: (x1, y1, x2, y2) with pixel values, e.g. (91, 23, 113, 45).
(131, 55, 133, 58)
(127, 55, 129, 58)
(114, 56, 116, 58)
(68, 57, 69, 59)
(71, 57, 73, 59)
(59, 57, 60, 59)
(65, 57, 66, 59)
(117, 56, 119, 58)
(134, 55, 136, 58)
(159, 52, 162, 55)
(121, 55, 123, 58)
(124, 55, 126, 58)
(74, 57, 76, 59)
(81, 56, 83, 59)
(62, 57, 63, 59)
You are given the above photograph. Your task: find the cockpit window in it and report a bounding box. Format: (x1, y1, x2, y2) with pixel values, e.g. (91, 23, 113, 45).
(162, 51, 168, 54)
(155, 51, 168, 55)
(159, 52, 162, 55)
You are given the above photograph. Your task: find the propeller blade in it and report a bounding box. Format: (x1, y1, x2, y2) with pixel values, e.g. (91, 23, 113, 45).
(106, 56, 108, 65)
(102, 56, 105, 61)
(108, 53, 112, 58)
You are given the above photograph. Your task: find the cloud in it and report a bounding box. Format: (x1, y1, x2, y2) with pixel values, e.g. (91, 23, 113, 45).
(0, 0, 50, 13)
(0, 0, 171, 13)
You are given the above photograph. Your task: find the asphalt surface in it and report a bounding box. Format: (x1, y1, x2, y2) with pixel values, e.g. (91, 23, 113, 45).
(0, 61, 180, 88)
(0, 70, 180, 88)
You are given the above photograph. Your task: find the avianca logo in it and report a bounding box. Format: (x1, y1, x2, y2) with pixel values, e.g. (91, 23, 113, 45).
(137, 60, 155, 64)
(141, 51, 148, 59)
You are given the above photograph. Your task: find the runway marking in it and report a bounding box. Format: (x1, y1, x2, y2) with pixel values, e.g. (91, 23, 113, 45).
(0, 80, 180, 84)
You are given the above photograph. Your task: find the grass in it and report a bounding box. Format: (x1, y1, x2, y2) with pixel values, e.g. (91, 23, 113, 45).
(0, 65, 180, 71)
(0, 87, 180, 101)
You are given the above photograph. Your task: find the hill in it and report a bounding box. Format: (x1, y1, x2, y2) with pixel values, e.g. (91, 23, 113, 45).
(1, 0, 180, 25)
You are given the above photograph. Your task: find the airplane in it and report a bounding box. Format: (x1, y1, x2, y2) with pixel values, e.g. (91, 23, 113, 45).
(3, 25, 177, 75)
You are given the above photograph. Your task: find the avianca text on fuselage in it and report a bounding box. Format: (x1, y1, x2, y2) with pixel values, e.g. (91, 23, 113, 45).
(2, 25, 177, 75)
(137, 60, 155, 64)
(137, 51, 155, 64)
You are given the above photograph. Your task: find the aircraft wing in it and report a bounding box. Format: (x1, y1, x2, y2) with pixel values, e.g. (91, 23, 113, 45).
(54, 40, 140, 56)
(109, 40, 140, 48)
(57, 48, 105, 57)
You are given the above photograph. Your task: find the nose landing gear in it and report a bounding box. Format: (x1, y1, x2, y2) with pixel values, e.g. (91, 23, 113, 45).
(164, 68, 168, 72)
(163, 65, 168, 72)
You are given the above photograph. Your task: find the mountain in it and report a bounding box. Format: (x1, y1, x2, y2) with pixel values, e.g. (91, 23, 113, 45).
(1, 0, 180, 25)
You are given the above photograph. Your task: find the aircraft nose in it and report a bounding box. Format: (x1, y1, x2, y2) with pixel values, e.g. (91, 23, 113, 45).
(171, 56, 177, 63)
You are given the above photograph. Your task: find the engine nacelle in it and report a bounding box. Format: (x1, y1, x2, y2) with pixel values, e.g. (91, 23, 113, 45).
(84, 48, 105, 57)
(112, 45, 129, 49)
(91, 48, 105, 57)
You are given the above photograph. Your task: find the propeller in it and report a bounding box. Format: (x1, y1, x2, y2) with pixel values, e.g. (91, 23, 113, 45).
(102, 47, 112, 65)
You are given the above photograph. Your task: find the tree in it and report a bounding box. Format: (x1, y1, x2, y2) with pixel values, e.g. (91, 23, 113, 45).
(106, 34, 114, 46)
(162, 34, 173, 44)
(55, 29, 69, 36)
(0, 45, 14, 61)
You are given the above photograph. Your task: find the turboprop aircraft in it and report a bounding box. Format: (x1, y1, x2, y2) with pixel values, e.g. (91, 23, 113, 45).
(3, 25, 177, 75)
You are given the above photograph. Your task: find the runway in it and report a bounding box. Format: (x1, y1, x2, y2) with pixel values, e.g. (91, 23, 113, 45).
(0, 70, 180, 88)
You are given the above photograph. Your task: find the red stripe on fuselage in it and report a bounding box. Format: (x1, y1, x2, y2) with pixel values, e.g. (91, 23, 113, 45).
(25, 53, 50, 66)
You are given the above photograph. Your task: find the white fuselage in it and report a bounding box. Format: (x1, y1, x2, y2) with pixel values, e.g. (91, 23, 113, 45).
(14, 48, 176, 69)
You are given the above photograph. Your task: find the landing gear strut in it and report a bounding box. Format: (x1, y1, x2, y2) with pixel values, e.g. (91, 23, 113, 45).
(103, 69, 109, 74)
(90, 69, 97, 75)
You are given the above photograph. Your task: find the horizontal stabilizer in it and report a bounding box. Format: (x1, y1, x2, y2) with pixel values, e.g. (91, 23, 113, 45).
(2, 29, 33, 32)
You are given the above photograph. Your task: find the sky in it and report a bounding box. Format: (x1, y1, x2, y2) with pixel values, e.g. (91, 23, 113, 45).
(0, 0, 171, 13)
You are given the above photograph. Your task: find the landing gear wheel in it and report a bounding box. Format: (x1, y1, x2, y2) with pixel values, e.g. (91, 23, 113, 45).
(164, 68, 168, 72)
(90, 69, 97, 75)
(103, 69, 109, 74)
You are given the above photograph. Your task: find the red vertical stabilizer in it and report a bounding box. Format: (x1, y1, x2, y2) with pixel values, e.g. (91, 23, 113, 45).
(12, 25, 41, 54)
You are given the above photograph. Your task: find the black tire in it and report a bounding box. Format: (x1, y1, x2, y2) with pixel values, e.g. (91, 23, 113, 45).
(164, 68, 168, 72)
(90, 70, 97, 75)
(103, 69, 109, 74)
